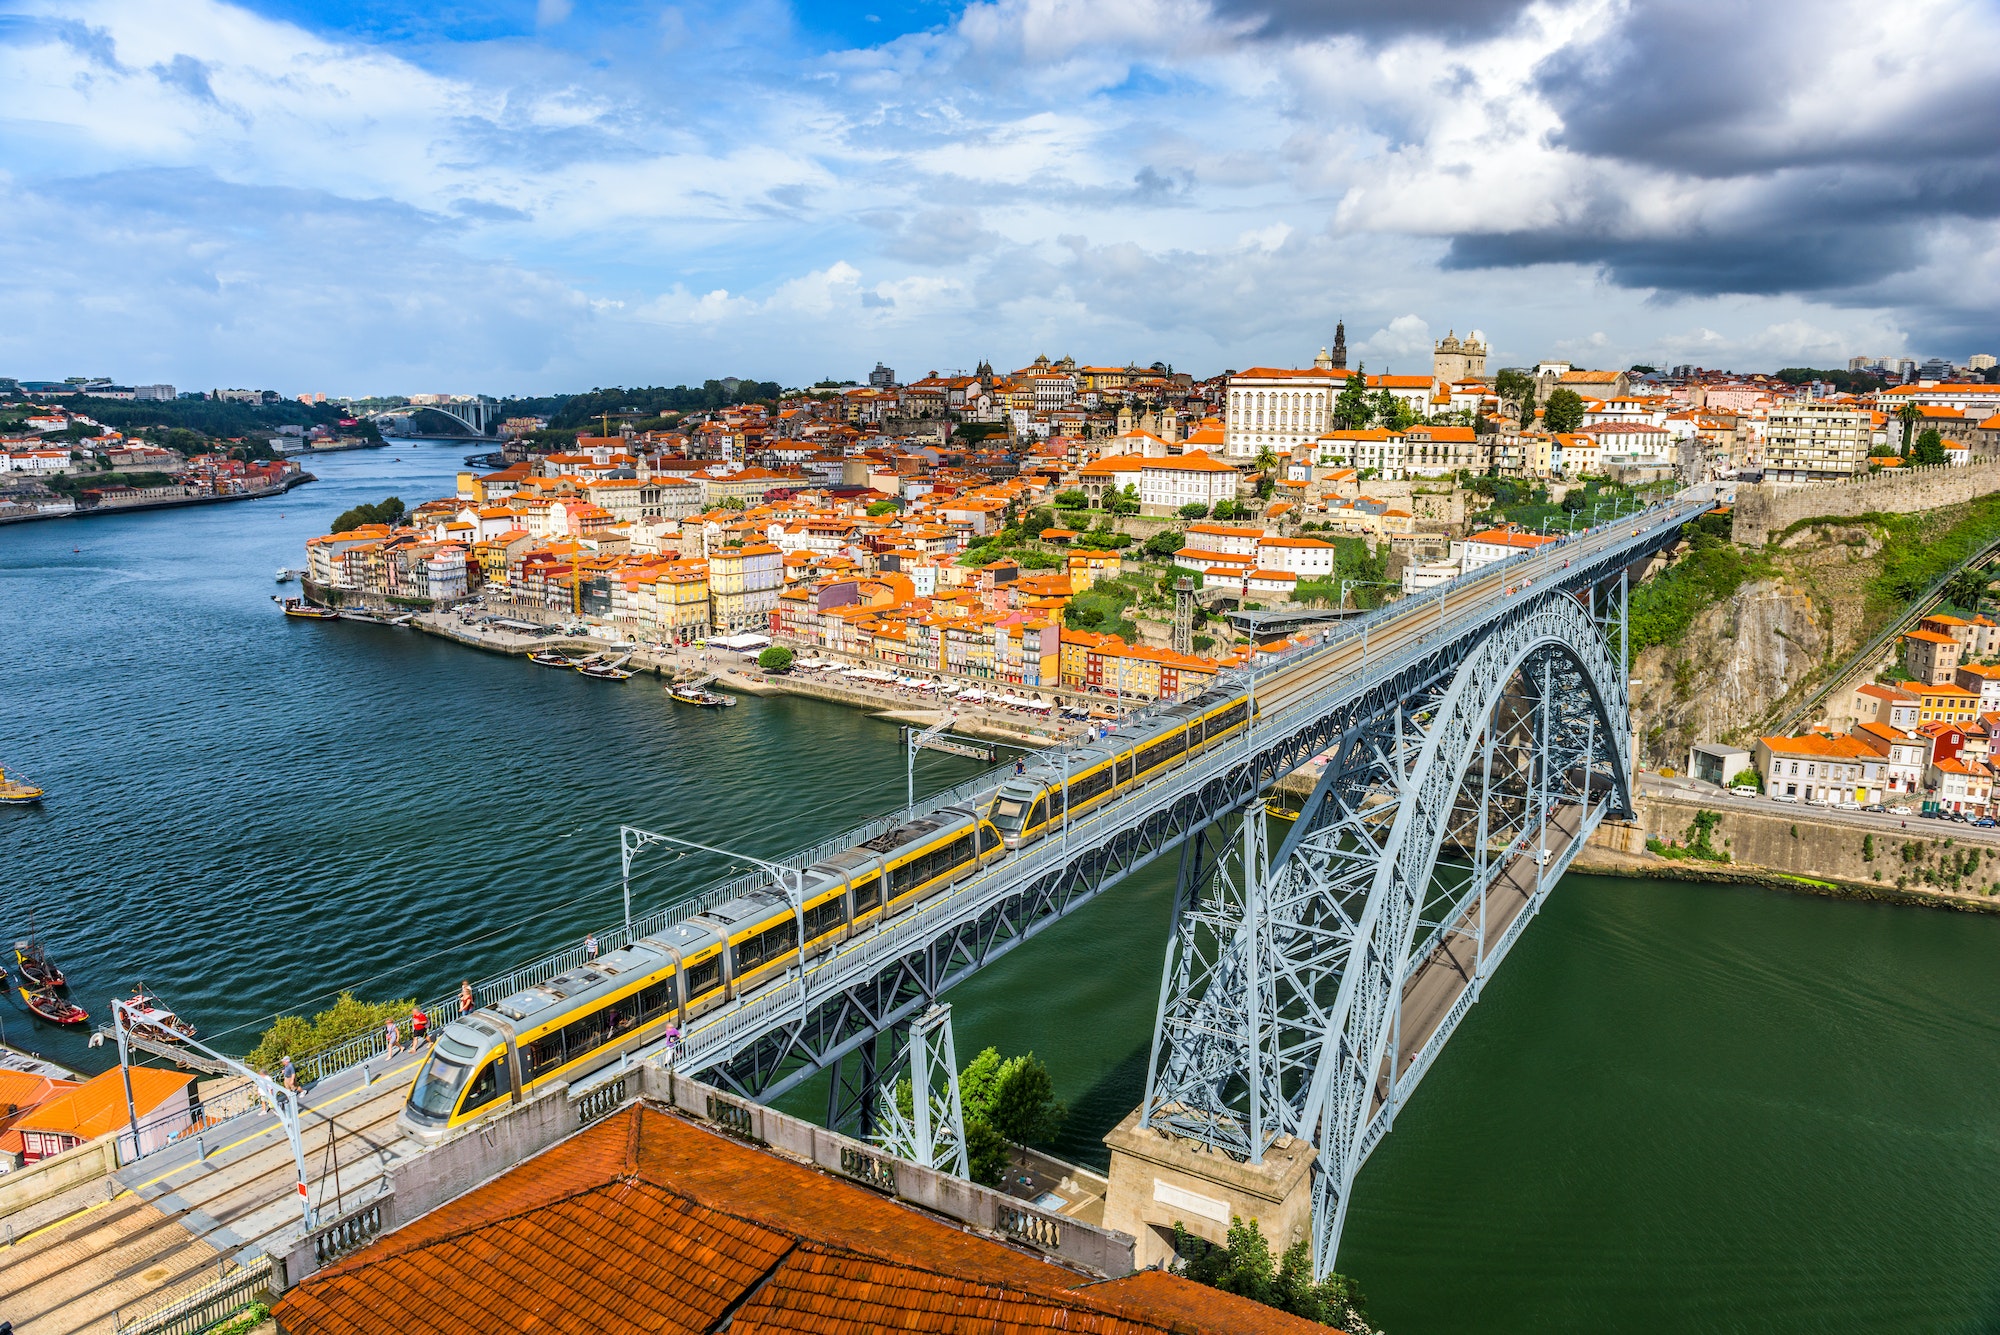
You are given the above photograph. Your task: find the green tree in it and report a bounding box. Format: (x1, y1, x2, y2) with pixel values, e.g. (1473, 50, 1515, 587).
(1543, 387, 1586, 434)
(1178, 501, 1210, 519)
(1909, 427, 1949, 467)
(1109, 483, 1142, 516)
(1332, 362, 1372, 428)
(757, 645, 794, 672)
(246, 991, 416, 1075)
(1170, 1217, 1375, 1330)
(1054, 488, 1089, 508)
(1944, 564, 1989, 612)
(866, 499, 900, 516)
(1210, 499, 1240, 521)
(1254, 445, 1278, 473)
(1369, 390, 1415, 431)
(330, 495, 407, 533)
(1898, 401, 1921, 451)
(1494, 367, 1536, 417)
(985, 1053, 1065, 1150)
(1144, 528, 1185, 558)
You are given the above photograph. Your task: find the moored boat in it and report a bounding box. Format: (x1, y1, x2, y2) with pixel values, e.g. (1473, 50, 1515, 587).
(276, 568, 295, 582)
(123, 990, 196, 1043)
(578, 653, 635, 680)
(19, 985, 87, 1026)
(0, 764, 43, 805)
(668, 678, 735, 708)
(280, 597, 337, 620)
(14, 938, 64, 989)
(529, 648, 583, 667)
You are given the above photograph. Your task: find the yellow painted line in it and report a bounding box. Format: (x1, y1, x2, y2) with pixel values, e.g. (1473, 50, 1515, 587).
(10, 1053, 429, 1247)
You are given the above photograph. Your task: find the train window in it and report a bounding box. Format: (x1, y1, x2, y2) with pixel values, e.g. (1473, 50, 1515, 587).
(684, 954, 722, 999)
(1135, 733, 1185, 774)
(991, 798, 1028, 832)
(853, 876, 883, 913)
(1070, 768, 1114, 804)
(409, 1052, 473, 1118)
(804, 896, 846, 941)
(525, 1031, 565, 1079)
(460, 1057, 509, 1114)
(636, 981, 672, 1022)
(737, 917, 800, 972)
(1026, 798, 1047, 830)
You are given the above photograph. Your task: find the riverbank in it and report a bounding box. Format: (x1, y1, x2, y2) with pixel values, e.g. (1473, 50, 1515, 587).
(2, 472, 315, 525)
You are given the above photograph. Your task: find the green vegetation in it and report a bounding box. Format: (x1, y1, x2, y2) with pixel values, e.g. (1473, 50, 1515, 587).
(1906, 426, 1948, 467)
(199, 1302, 271, 1335)
(1864, 494, 2000, 619)
(1055, 488, 1089, 508)
(1178, 501, 1210, 519)
(957, 1047, 1066, 1188)
(1333, 362, 1372, 428)
(1629, 511, 1764, 652)
(331, 495, 407, 533)
(1144, 528, 1184, 559)
(46, 470, 176, 496)
(63, 394, 358, 440)
(1063, 573, 1149, 640)
(1543, 386, 1586, 434)
(246, 991, 416, 1075)
(547, 381, 783, 429)
(1170, 1216, 1376, 1331)
(757, 645, 795, 672)
(1776, 366, 1890, 395)
(1292, 538, 1392, 609)
(952, 420, 1010, 443)
(866, 499, 900, 516)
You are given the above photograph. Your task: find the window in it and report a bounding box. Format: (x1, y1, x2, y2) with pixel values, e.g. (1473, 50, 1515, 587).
(461, 1057, 509, 1114)
(684, 952, 723, 1000)
(736, 916, 800, 972)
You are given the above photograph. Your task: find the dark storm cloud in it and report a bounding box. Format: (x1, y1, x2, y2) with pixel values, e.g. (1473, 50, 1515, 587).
(1208, 0, 1536, 42)
(1435, 0, 2000, 302)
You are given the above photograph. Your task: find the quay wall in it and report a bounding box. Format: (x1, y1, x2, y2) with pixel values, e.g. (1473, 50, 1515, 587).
(1580, 793, 2000, 910)
(1731, 460, 2000, 546)
(0, 1136, 119, 1224)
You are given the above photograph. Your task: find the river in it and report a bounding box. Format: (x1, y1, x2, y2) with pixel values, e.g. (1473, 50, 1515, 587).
(2, 441, 1997, 1332)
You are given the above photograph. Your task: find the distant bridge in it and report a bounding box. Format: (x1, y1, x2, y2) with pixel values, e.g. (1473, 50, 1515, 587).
(390, 398, 500, 437)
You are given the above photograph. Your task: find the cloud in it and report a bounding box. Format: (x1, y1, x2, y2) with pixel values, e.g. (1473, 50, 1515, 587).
(1209, 0, 1539, 42)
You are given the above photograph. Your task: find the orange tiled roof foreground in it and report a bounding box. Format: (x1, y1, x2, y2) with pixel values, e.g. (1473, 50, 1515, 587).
(276, 1104, 1330, 1335)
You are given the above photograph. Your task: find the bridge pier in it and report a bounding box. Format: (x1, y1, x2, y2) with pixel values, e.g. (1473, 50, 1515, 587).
(1103, 1107, 1314, 1271)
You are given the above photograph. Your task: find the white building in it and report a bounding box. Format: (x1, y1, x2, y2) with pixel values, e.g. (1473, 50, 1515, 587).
(1762, 404, 1875, 484)
(1139, 452, 1239, 515)
(1225, 353, 1355, 460)
(1254, 536, 1338, 577)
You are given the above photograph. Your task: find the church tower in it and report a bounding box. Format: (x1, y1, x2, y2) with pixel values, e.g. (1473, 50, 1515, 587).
(1331, 320, 1348, 370)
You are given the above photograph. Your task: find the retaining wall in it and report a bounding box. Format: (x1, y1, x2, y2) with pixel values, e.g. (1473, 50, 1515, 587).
(0, 1135, 119, 1223)
(1732, 459, 2000, 546)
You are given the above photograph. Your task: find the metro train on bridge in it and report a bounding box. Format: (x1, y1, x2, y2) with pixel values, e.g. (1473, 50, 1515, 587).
(399, 690, 1256, 1138)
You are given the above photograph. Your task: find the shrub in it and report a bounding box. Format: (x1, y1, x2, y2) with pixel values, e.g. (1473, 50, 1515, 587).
(758, 645, 795, 672)
(245, 991, 416, 1075)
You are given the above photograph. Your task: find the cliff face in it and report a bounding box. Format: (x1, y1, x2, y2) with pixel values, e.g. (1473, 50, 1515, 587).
(1630, 523, 1888, 769)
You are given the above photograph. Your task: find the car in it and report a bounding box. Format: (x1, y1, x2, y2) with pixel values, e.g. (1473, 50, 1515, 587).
(1770, 793, 1798, 803)
(1732, 787, 1759, 799)
(1974, 817, 1998, 828)
(1952, 812, 1971, 823)
(1889, 804, 1913, 815)
(1863, 803, 1886, 813)
(1836, 800, 1861, 811)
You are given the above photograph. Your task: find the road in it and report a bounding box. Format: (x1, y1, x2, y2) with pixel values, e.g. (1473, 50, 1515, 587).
(1636, 772, 2000, 844)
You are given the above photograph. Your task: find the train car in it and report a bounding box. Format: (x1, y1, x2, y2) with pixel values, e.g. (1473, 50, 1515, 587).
(399, 805, 1002, 1141)
(988, 690, 1253, 848)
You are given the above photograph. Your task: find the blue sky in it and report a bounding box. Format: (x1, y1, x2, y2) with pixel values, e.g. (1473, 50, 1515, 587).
(2, 0, 1996, 396)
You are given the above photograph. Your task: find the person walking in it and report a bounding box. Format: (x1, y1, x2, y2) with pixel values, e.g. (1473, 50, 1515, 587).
(459, 979, 475, 1014)
(281, 1053, 298, 1096)
(585, 932, 599, 962)
(383, 1015, 400, 1057)
(411, 1005, 429, 1047)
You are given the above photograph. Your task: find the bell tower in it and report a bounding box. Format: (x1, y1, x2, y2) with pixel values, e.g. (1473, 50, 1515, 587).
(1331, 320, 1348, 370)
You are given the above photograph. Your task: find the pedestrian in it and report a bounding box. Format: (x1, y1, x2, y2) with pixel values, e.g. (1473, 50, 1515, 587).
(281, 1053, 298, 1096)
(460, 979, 475, 1014)
(585, 932, 598, 962)
(1015, 757, 1027, 777)
(411, 1005, 429, 1047)
(384, 1015, 400, 1056)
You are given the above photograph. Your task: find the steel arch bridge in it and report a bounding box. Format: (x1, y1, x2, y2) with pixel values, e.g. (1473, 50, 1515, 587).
(1139, 583, 1636, 1275)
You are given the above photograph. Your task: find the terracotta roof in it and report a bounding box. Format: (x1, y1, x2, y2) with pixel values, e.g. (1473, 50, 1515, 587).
(276, 1105, 1317, 1335)
(15, 1068, 193, 1140)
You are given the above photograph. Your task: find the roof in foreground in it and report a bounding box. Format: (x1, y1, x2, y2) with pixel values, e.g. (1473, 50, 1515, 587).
(275, 1102, 1329, 1335)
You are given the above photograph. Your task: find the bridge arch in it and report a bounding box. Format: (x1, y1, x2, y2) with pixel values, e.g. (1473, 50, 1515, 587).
(1141, 587, 1634, 1276)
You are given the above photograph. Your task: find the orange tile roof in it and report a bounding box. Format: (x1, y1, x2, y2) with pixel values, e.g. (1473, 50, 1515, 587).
(15, 1068, 193, 1140)
(276, 1104, 1315, 1335)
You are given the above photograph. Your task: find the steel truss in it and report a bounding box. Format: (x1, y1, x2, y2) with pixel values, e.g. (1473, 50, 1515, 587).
(1139, 586, 1633, 1277)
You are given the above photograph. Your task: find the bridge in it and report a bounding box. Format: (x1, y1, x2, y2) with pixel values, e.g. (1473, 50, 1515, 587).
(0, 488, 1711, 1332)
(386, 397, 500, 437)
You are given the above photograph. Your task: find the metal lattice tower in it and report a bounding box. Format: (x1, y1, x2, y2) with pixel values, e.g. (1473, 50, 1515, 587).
(1140, 583, 1635, 1276)
(870, 1003, 971, 1178)
(1174, 576, 1196, 656)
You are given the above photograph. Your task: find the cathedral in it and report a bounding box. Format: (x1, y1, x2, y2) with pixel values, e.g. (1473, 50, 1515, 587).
(1432, 329, 1488, 383)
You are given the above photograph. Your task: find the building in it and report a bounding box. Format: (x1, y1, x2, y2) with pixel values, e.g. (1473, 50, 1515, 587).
(1903, 630, 1963, 686)
(1927, 756, 1993, 815)
(1432, 329, 1488, 384)
(273, 1100, 1319, 1335)
(1851, 682, 1920, 730)
(1688, 743, 1751, 787)
(1762, 404, 1874, 484)
(1224, 356, 1354, 460)
(1458, 527, 1558, 570)
(708, 543, 784, 632)
(1752, 733, 1884, 806)
(13, 1067, 196, 1163)
(1909, 680, 1979, 724)
(1850, 722, 1928, 800)
(1138, 452, 1239, 516)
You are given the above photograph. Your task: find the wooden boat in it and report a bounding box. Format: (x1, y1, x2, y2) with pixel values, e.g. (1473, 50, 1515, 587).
(0, 764, 43, 805)
(668, 678, 735, 708)
(15, 938, 64, 989)
(280, 597, 336, 620)
(577, 653, 635, 680)
(19, 985, 87, 1026)
(124, 991, 196, 1043)
(529, 648, 582, 667)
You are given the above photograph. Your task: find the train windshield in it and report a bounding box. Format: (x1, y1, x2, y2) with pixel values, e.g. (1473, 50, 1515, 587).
(407, 1044, 477, 1119)
(990, 798, 1028, 832)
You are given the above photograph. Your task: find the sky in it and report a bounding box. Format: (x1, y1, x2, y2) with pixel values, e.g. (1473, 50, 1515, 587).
(2, 0, 1996, 396)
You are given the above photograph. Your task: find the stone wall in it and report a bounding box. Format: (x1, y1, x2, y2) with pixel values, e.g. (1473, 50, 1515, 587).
(1731, 459, 2000, 546)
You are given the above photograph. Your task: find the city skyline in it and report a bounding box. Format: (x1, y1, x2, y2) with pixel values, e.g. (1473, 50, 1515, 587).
(2, 0, 1996, 394)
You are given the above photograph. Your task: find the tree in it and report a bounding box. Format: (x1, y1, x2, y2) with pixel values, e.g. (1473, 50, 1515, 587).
(1109, 483, 1142, 516)
(1332, 363, 1372, 428)
(985, 1054, 1065, 1150)
(1144, 528, 1184, 558)
(1543, 387, 1586, 434)
(1254, 445, 1278, 473)
(1945, 565, 1989, 613)
(1170, 1217, 1376, 1331)
(757, 645, 794, 672)
(1178, 501, 1210, 519)
(1054, 488, 1089, 508)
(1211, 499, 1240, 521)
(1494, 366, 1536, 415)
(866, 499, 899, 516)
(1910, 427, 1949, 467)
(330, 495, 406, 533)
(1369, 390, 1415, 431)
(1630, 364, 1657, 374)
(1898, 401, 1921, 451)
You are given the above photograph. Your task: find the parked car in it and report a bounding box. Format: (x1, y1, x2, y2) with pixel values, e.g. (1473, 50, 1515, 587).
(1889, 804, 1913, 815)
(1836, 800, 1861, 811)
(1863, 803, 1886, 813)
(1732, 787, 1759, 799)
(1770, 793, 1798, 804)
(1973, 817, 1997, 828)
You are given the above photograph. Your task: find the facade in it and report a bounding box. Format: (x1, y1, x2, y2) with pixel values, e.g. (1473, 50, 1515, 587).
(708, 544, 784, 632)
(1224, 358, 1353, 460)
(1753, 733, 1884, 806)
(1903, 630, 1962, 685)
(1762, 404, 1873, 484)
(1431, 329, 1488, 383)
(14, 1068, 196, 1163)
(1927, 757, 1993, 815)
(1910, 680, 1979, 723)
(1138, 452, 1238, 515)
(1851, 682, 1921, 730)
